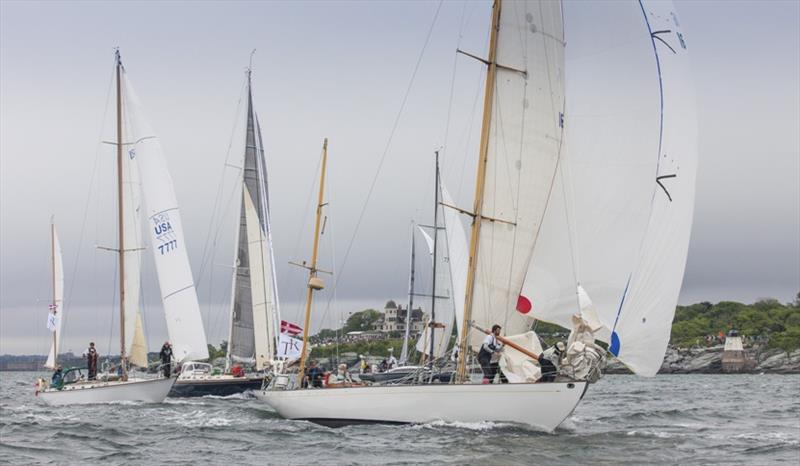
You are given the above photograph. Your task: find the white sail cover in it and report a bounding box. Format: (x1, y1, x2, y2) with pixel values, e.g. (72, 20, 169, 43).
(121, 130, 146, 361)
(45, 226, 64, 369)
(122, 73, 208, 362)
(244, 185, 276, 369)
(469, 0, 565, 349)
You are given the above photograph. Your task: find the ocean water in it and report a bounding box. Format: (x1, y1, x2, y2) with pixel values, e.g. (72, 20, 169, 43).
(0, 372, 797, 465)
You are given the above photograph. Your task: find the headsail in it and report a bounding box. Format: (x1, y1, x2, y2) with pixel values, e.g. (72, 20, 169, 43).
(227, 73, 281, 368)
(468, 0, 566, 348)
(44, 224, 64, 369)
(608, 0, 697, 376)
(129, 312, 148, 367)
(441, 186, 468, 343)
(122, 73, 209, 362)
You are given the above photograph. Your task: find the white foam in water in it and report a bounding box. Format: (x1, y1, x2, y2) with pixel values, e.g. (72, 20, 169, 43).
(415, 420, 509, 432)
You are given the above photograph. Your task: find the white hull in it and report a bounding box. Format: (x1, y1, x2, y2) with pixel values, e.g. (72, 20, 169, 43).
(38, 377, 176, 406)
(257, 381, 587, 431)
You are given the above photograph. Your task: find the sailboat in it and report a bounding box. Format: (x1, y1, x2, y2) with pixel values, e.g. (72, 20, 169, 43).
(171, 64, 279, 397)
(37, 51, 208, 405)
(368, 156, 469, 385)
(258, 0, 696, 431)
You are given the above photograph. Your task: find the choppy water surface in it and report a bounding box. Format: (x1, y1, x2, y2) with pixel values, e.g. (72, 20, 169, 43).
(1, 373, 798, 465)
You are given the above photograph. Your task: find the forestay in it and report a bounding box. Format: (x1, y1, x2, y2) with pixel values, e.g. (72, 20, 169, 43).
(469, 0, 566, 349)
(122, 73, 209, 362)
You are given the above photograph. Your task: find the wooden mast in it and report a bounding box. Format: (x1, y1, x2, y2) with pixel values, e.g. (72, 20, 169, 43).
(297, 138, 328, 384)
(51, 218, 57, 368)
(115, 50, 128, 380)
(456, 0, 502, 383)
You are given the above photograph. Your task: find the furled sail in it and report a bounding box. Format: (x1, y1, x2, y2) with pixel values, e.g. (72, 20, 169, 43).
(227, 75, 281, 368)
(44, 225, 64, 369)
(469, 0, 565, 349)
(122, 73, 209, 362)
(608, 0, 697, 376)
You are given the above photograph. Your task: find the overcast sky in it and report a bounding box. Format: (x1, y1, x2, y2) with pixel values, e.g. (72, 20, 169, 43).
(1, 0, 798, 355)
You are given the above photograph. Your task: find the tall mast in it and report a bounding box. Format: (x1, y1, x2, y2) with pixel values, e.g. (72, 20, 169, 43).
(429, 151, 440, 369)
(456, 0, 502, 383)
(115, 49, 128, 380)
(51, 218, 57, 368)
(400, 221, 416, 364)
(297, 138, 328, 384)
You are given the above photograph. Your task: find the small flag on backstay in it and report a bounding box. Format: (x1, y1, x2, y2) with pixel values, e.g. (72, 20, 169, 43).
(280, 320, 303, 336)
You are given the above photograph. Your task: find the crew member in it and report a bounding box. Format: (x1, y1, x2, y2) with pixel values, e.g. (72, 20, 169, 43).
(387, 348, 398, 370)
(539, 341, 565, 382)
(327, 363, 353, 387)
(478, 324, 504, 383)
(86, 342, 98, 380)
(159, 341, 173, 378)
(51, 365, 64, 389)
(305, 360, 324, 388)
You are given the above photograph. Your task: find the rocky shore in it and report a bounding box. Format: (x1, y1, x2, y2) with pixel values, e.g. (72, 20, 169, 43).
(606, 345, 800, 374)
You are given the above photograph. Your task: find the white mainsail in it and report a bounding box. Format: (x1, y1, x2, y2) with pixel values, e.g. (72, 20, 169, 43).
(468, 0, 565, 348)
(441, 186, 468, 343)
(414, 223, 453, 359)
(122, 73, 208, 363)
(45, 225, 64, 369)
(244, 184, 276, 369)
(227, 73, 281, 368)
(121, 131, 147, 363)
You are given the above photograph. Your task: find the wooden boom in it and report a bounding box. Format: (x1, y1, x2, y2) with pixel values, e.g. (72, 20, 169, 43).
(471, 323, 541, 362)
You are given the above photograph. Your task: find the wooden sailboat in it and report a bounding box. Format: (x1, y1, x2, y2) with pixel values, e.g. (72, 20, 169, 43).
(172, 64, 278, 397)
(38, 50, 208, 405)
(258, 0, 697, 431)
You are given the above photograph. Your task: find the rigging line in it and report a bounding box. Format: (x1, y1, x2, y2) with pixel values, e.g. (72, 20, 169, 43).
(197, 77, 248, 282)
(321, 0, 445, 317)
(64, 57, 116, 322)
(440, 0, 470, 172)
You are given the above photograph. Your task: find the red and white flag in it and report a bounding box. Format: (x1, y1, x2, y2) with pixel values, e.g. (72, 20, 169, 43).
(280, 320, 302, 336)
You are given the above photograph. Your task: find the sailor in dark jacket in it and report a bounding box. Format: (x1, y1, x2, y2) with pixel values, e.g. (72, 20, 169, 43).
(86, 342, 98, 380)
(159, 341, 173, 378)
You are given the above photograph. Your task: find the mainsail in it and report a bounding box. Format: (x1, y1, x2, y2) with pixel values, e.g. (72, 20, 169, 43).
(44, 224, 64, 369)
(227, 72, 281, 370)
(467, 0, 566, 349)
(415, 181, 468, 359)
(122, 73, 209, 363)
(121, 127, 148, 366)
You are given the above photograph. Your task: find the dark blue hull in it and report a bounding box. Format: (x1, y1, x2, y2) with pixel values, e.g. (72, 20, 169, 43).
(168, 376, 264, 398)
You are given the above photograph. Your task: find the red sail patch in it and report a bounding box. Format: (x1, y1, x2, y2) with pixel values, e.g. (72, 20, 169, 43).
(516, 295, 532, 314)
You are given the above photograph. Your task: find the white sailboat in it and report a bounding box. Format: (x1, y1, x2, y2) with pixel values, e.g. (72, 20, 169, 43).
(259, 0, 696, 431)
(37, 51, 208, 405)
(172, 64, 280, 397)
